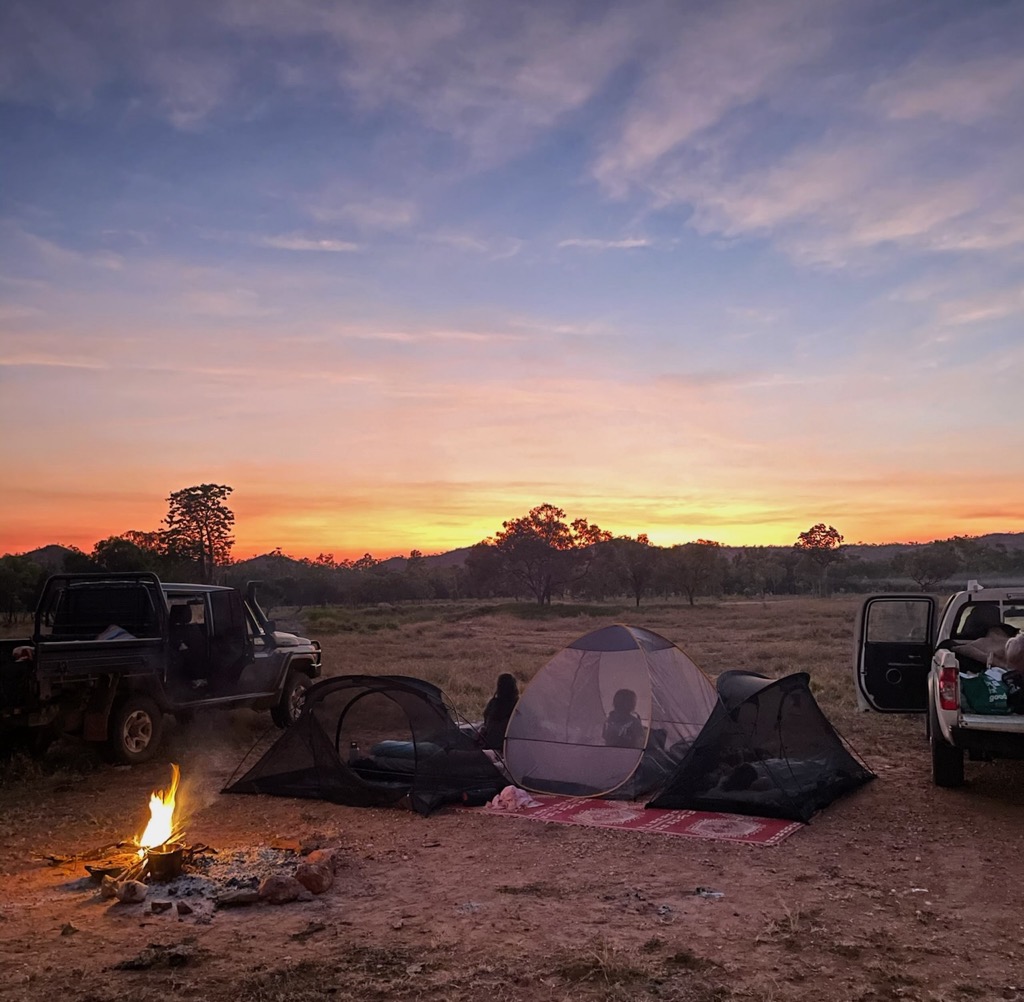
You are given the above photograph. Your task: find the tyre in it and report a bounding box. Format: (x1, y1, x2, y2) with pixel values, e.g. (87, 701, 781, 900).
(271, 671, 311, 728)
(106, 694, 164, 765)
(929, 700, 964, 788)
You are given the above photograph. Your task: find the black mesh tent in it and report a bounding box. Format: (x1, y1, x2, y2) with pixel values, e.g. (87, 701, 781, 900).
(224, 675, 506, 816)
(648, 670, 874, 823)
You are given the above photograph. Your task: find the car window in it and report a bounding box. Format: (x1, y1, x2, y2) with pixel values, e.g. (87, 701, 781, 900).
(866, 600, 931, 643)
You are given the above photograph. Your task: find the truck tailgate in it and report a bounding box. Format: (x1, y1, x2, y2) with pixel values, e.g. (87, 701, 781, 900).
(958, 713, 1024, 733)
(34, 639, 164, 680)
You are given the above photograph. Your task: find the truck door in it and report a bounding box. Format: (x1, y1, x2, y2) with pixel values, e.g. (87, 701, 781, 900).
(208, 589, 252, 688)
(855, 595, 936, 712)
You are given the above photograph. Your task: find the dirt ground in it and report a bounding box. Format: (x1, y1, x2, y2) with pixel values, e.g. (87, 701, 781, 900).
(2, 715, 1024, 1002)
(3, 602, 1024, 1002)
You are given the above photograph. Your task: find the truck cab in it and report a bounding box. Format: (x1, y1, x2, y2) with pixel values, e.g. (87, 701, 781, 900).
(855, 585, 1024, 786)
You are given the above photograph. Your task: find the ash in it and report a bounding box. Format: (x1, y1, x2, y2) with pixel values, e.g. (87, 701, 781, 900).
(162, 846, 302, 899)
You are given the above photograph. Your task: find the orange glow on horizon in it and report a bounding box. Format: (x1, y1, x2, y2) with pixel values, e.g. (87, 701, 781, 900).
(2, 469, 1022, 562)
(3, 503, 1021, 563)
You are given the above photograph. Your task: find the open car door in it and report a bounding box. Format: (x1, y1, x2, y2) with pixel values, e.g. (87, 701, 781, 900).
(855, 595, 936, 712)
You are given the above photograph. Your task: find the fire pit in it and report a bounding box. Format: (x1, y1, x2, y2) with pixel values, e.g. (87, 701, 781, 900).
(49, 763, 340, 916)
(146, 841, 185, 882)
(79, 763, 213, 895)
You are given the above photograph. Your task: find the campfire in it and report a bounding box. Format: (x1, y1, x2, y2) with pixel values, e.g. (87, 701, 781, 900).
(47, 762, 340, 914)
(82, 763, 211, 901)
(134, 762, 185, 880)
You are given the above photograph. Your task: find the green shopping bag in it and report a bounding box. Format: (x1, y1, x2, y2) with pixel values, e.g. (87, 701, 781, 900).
(960, 671, 1009, 714)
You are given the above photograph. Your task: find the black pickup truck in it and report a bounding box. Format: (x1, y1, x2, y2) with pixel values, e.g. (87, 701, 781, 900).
(0, 572, 321, 763)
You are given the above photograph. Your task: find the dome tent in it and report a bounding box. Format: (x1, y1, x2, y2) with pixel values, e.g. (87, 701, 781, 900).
(648, 670, 874, 823)
(224, 675, 506, 816)
(502, 624, 719, 799)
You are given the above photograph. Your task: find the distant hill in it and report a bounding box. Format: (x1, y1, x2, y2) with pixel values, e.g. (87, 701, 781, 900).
(376, 547, 474, 571)
(19, 544, 76, 571)
(230, 552, 310, 576)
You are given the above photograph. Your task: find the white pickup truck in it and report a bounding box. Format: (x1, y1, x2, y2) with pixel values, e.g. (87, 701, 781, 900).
(855, 584, 1024, 787)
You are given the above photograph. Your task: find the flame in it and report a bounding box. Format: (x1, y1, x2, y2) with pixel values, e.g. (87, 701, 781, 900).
(137, 763, 180, 857)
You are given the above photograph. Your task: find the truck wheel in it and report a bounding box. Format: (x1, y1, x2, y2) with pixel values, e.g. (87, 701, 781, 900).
(929, 702, 964, 788)
(272, 671, 311, 728)
(106, 695, 164, 765)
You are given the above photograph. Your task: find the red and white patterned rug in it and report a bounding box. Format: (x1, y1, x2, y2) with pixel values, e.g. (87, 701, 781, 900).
(477, 796, 803, 846)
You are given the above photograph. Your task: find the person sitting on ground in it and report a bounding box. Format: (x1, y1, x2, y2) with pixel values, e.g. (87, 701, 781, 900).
(603, 688, 645, 748)
(478, 673, 519, 751)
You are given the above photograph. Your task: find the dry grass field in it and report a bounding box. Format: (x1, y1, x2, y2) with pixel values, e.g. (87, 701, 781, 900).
(2, 596, 1024, 1002)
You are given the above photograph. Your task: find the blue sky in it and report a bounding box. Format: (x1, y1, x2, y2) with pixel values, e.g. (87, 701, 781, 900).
(2, 0, 1023, 559)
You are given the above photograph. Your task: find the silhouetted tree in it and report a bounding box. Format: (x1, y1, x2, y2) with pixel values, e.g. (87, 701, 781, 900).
(92, 535, 156, 572)
(731, 546, 786, 599)
(493, 503, 611, 604)
(667, 540, 726, 606)
(607, 534, 661, 607)
(794, 523, 844, 596)
(61, 546, 96, 573)
(349, 553, 379, 572)
(0, 555, 43, 625)
(465, 541, 506, 599)
(163, 483, 235, 583)
(893, 540, 961, 591)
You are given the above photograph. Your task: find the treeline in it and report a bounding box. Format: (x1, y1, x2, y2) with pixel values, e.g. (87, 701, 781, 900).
(221, 526, 1023, 609)
(3, 499, 1023, 622)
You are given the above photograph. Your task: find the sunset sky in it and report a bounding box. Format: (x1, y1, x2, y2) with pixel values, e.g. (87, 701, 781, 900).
(2, 0, 1023, 561)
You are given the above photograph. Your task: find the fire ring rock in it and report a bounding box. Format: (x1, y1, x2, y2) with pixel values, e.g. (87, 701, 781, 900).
(295, 862, 333, 895)
(258, 874, 306, 905)
(115, 880, 149, 904)
(306, 848, 340, 872)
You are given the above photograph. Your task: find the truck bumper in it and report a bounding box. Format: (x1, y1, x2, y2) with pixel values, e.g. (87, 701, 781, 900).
(950, 725, 1024, 760)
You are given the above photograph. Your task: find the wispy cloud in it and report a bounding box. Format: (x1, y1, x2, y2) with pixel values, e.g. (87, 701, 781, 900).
(0, 1, 105, 110)
(869, 49, 1024, 126)
(257, 234, 359, 253)
(589, 1, 1024, 269)
(182, 288, 275, 319)
(141, 48, 239, 130)
(223, 0, 636, 165)
(344, 326, 525, 345)
(0, 304, 43, 322)
(0, 353, 105, 370)
(307, 195, 417, 232)
(423, 230, 523, 259)
(935, 288, 1024, 327)
(592, 0, 839, 194)
(11, 227, 124, 271)
(558, 237, 652, 250)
